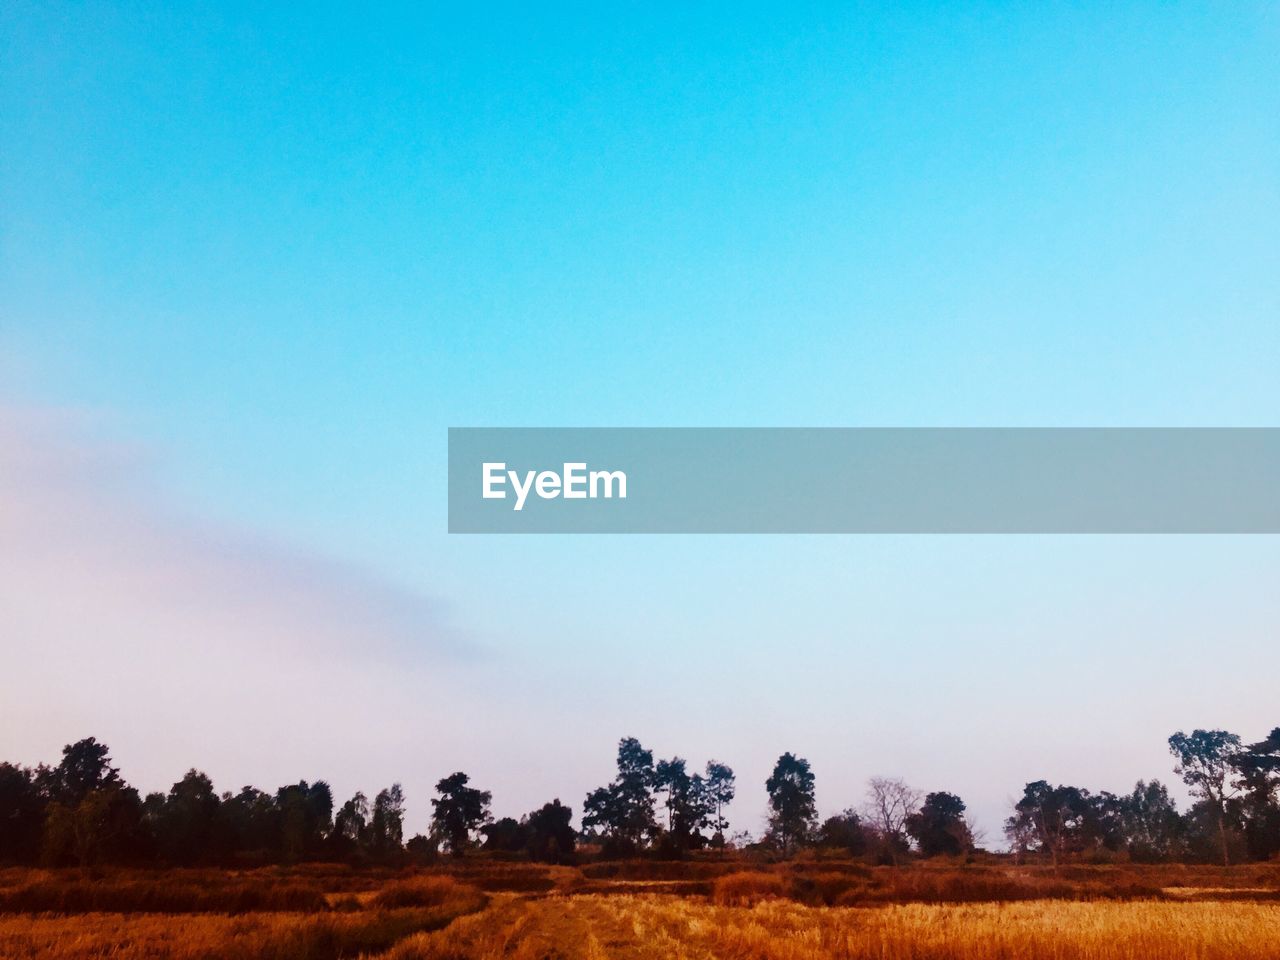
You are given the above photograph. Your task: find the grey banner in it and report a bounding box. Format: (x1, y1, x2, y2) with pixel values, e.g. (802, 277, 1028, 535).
(447, 428, 1280, 533)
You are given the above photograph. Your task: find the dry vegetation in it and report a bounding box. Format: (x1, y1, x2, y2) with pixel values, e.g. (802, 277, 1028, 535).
(387, 894, 1280, 960)
(1, 861, 1278, 959)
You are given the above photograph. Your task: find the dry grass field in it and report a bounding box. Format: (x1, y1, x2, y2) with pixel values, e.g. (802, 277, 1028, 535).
(0, 862, 1277, 959)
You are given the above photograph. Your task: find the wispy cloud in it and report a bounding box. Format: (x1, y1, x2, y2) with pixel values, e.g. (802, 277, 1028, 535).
(0, 406, 479, 793)
(0, 406, 472, 664)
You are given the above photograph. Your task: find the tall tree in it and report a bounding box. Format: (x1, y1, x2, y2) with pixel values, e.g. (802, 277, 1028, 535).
(654, 757, 711, 853)
(581, 737, 657, 854)
(1234, 728, 1280, 862)
(766, 752, 816, 857)
(0, 763, 46, 864)
(333, 792, 369, 844)
(39, 740, 144, 867)
(703, 761, 735, 843)
(1120, 780, 1184, 862)
(906, 791, 971, 858)
(221, 786, 277, 856)
(524, 799, 576, 863)
(1005, 781, 1089, 869)
(370, 784, 406, 855)
(275, 781, 333, 862)
(43, 738, 122, 805)
(1169, 729, 1242, 867)
(430, 772, 491, 856)
(152, 769, 221, 864)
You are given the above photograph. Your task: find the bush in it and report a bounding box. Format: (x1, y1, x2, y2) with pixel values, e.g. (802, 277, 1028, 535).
(371, 876, 471, 909)
(792, 872, 873, 905)
(712, 871, 788, 906)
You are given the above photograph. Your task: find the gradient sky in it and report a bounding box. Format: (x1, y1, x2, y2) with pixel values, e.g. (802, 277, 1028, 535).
(2, 2, 1278, 843)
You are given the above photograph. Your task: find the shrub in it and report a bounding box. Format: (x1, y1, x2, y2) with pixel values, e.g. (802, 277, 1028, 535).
(371, 876, 471, 909)
(712, 871, 787, 906)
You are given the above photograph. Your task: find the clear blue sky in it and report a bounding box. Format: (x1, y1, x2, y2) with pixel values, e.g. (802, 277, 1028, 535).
(2, 2, 1278, 840)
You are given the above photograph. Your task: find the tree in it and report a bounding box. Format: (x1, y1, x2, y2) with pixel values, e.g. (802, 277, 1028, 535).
(703, 761, 735, 844)
(1005, 781, 1089, 869)
(1169, 729, 1242, 867)
(0, 763, 46, 864)
(43, 786, 145, 867)
(766, 753, 816, 857)
(817, 809, 868, 856)
(43, 738, 121, 805)
(38, 740, 144, 867)
(333, 791, 369, 847)
(524, 799, 576, 863)
(905, 791, 971, 858)
(1120, 780, 1184, 862)
(654, 757, 712, 855)
(275, 781, 333, 862)
(221, 786, 278, 857)
(370, 785, 406, 856)
(430, 772, 491, 856)
(865, 777, 923, 865)
(1234, 728, 1280, 862)
(481, 817, 527, 852)
(581, 738, 657, 855)
(151, 769, 222, 864)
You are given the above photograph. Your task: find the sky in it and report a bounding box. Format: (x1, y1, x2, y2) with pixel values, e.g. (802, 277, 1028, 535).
(1, 2, 1278, 843)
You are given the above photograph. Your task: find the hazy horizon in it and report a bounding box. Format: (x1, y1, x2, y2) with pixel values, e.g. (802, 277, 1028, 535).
(2, 2, 1278, 845)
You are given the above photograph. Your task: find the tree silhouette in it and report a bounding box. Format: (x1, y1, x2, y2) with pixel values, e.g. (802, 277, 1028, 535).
(0, 763, 45, 863)
(1235, 728, 1280, 862)
(654, 757, 712, 854)
(1169, 729, 1242, 867)
(1006, 781, 1089, 870)
(524, 799, 576, 863)
(766, 752, 816, 856)
(148, 769, 221, 864)
(582, 737, 657, 855)
(333, 791, 369, 848)
(818, 809, 868, 856)
(1120, 780, 1184, 862)
(905, 791, 970, 858)
(371, 784, 405, 856)
(275, 781, 333, 862)
(431, 772, 491, 856)
(703, 761, 735, 843)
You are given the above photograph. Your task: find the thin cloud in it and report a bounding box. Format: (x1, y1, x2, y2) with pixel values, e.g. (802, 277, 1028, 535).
(0, 405, 483, 784)
(0, 405, 472, 664)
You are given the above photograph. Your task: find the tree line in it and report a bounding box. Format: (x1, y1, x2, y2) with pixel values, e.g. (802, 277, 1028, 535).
(0, 726, 1276, 867)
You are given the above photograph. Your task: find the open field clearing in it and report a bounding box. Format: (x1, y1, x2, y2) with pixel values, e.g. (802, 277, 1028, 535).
(0, 906, 479, 960)
(388, 895, 1280, 960)
(0, 876, 487, 960)
(1, 865, 1278, 959)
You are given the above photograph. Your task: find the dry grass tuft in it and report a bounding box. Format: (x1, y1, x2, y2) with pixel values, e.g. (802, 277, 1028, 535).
(372, 875, 470, 909)
(712, 870, 789, 906)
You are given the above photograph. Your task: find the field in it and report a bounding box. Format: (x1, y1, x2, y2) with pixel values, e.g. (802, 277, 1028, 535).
(1, 861, 1278, 959)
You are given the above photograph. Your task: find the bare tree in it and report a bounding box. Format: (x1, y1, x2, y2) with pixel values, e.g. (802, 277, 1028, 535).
(864, 777, 922, 866)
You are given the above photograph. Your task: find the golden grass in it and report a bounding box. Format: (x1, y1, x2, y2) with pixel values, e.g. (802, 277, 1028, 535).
(387, 893, 1280, 960)
(2, 864, 1278, 959)
(0, 880, 487, 960)
(372, 876, 472, 909)
(0, 907, 476, 960)
(712, 870, 789, 906)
